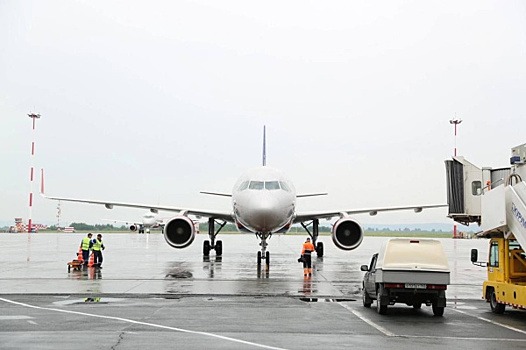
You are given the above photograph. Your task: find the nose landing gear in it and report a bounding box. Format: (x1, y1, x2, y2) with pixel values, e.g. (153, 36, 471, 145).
(256, 232, 271, 267)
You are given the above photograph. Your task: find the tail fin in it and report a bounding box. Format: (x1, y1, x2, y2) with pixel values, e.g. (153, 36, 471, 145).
(262, 125, 266, 166)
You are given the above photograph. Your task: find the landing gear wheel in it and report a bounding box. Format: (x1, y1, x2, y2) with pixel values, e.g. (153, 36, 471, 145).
(203, 240, 210, 256)
(265, 251, 270, 266)
(377, 291, 387, 315)
(432, 303, 445, 316)
(215, 240, 223, 256)
(490, 290, 505, 314)
(257, 251, 262, 266)
(316, 242, 324, 257)
(363, 289, 372, 308)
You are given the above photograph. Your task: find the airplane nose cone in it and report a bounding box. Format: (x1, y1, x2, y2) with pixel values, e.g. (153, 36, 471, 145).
(246, 196, 289, 232)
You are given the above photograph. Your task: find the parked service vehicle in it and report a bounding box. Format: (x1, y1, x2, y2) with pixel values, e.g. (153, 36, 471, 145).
(361, 238, 450, 316)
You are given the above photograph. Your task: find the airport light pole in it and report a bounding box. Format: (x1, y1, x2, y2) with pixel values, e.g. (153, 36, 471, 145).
(27, 112, 41, 234)
(449, 118, 462, 157)
(449, 118, 462, 238)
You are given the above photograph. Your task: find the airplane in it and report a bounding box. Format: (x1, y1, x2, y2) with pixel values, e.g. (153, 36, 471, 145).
(40, 127, 446, 266)
(102, 212, 164, 234)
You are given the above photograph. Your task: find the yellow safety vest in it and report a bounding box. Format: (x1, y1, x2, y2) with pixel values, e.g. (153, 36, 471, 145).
(92, 239, 103, 251)
(81, 237, 91, 250)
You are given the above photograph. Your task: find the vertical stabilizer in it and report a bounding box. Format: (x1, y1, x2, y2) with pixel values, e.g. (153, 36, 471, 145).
(262, 125, 266, 166)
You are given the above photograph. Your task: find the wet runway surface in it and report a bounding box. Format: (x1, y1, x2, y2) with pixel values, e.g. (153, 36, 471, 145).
(1, 233, 525, 349)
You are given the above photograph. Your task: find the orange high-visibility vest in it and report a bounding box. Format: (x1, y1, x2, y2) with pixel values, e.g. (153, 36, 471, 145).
(302, 241, 315, 254)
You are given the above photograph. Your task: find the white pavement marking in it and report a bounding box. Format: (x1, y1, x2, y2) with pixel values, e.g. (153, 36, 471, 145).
(452, 308, 526, 335)
(0, 315, 33, 320)
(0, 298, 288, 350)
(338, 303, 396, 337)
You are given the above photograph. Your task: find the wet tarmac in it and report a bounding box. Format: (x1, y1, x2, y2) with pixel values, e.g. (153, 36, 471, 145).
(1, 233, 525, 349)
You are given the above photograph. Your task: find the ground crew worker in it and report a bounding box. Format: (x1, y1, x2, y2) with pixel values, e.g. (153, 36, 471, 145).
(92, 234, 105, 268)
(79, 233, 93, 267)
(301, 237, 315, 277)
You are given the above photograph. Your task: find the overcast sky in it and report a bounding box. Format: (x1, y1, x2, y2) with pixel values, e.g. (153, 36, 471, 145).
(1, 0, 525, 228)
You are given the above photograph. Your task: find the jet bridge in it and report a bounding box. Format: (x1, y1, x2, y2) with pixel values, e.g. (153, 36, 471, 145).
(445, 157, 510, 226)
(447, 143, 526, 248)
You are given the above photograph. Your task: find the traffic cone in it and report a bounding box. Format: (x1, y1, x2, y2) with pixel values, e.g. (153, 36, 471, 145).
(88, 252, 94, 267)
(77, 249, 84, 263)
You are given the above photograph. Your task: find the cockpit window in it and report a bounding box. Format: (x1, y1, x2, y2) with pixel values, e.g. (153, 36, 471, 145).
(265, 181, 280, 190)
(249, 181, 264, 190)
(280, 181, 291, 192)
(238, 181, 249, 191)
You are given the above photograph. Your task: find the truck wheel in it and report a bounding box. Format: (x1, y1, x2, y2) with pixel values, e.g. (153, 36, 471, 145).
(363, 289, 372, 308)
(489, 290, 505, 314)
(376, 291, 387, 315)
(432, 303, 444, 316)
(412, 302, 422, 309)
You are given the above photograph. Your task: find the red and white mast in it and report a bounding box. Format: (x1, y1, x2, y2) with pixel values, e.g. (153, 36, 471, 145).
(27, 112, 41, 233)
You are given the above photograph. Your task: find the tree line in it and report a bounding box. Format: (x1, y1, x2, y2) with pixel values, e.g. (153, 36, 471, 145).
(43, 222, 449, 233)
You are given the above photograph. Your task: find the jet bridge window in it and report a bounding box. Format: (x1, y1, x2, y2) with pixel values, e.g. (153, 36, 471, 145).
(264, 181, 280, 190)
(472, 181, 482, 196)
(249, 181, 264, 190)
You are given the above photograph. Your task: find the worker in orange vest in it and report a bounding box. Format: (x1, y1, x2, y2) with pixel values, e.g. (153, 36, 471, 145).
(301, 237, 315, 277)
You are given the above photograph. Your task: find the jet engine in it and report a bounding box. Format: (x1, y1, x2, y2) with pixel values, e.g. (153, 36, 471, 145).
(332, 218, 364, 250)
(163, 216, 196, 248)
(129, 225, 138, 232)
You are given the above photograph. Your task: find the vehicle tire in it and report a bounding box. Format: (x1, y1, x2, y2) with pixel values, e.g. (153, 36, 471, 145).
(413, 302, 422, 309)
(489, 289, 505, 314)
(215, 240, 223, 256)
(377, 291, 387, 315)
(363, 289, 372, 308)
(265, 251, 270, 266)
(316, 242, 324, 257)
(432, 303, 444, 316)
(203, 240, 210, 256)
(257, 251, 262, 266)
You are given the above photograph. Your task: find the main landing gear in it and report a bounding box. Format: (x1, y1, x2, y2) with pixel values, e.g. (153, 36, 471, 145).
(203, 218, 226, 257)
(256, 232, 271, 267)
(301, 218, 324, 257)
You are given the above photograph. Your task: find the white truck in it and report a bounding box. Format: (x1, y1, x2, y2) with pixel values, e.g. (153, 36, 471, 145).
(361, 238, 450, 316)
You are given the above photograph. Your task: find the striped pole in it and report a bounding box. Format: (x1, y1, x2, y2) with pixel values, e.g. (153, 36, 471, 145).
(27, 113, 41, 233)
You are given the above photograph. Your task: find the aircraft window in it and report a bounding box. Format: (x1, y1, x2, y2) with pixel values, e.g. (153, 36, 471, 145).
(280, 181, 291, 192)
(238, 181, 249, 191)
(249, 181, 264, 190)
(265, 181, 280, 190)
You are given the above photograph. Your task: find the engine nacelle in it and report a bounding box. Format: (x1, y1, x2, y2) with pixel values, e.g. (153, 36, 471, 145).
(164, 216, 196, 249)
(332, 218, 364, 251)
(129, 225, 138, 232)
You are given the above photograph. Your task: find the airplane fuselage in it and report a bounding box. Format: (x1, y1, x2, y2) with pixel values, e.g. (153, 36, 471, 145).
(232, 166, 296, 234)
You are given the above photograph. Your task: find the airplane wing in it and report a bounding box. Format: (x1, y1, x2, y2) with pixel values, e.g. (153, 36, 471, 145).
(41, 193, 233, 223)
(293, 204, 447, 223)
(101, 219, 141, 226)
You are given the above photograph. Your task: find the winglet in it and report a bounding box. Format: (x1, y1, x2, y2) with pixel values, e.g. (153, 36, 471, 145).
(262, 125, 266, 166)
